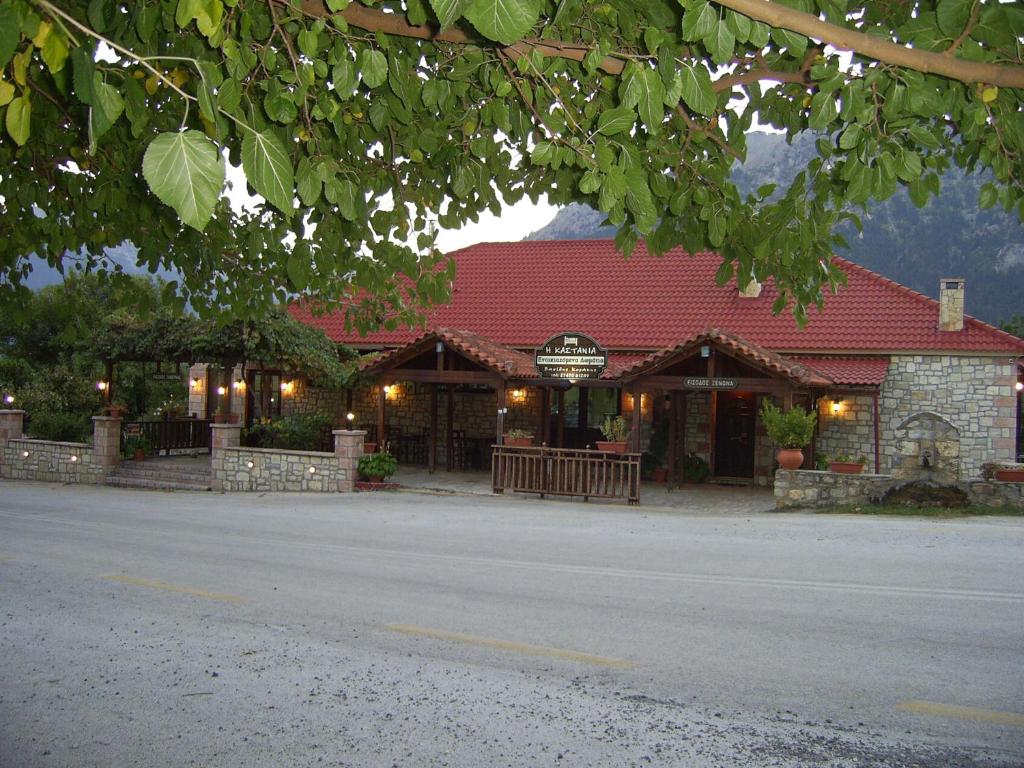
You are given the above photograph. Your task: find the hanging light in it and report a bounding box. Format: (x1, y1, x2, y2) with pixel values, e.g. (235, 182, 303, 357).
(96, 381, 109, 392)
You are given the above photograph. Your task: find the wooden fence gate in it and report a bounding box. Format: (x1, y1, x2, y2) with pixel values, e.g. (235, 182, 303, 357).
(491, 445, 641, 504)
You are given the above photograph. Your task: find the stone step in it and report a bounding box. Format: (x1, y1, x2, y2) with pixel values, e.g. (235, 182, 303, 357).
(113, 462, 210, 481)
(105, 475, 210, 491)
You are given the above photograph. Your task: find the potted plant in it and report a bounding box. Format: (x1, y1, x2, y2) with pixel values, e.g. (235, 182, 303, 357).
(107, 401, 127, 418)
(503, 428, 534, 447)
(597, 415, 630, 453)
(363, 441, 378, 454)
(357, 449, 398, 483)
(682, 452, 710, 483)
(992, 463, 1024, 482)
(759, 400, 816, 470)
(123, 434, 150, 461)
(828, 454, 867, 474)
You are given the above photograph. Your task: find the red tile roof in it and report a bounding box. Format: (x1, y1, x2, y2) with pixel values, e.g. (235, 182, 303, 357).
(621, 329, 834, 386)
(788, 357, 891, 386)
(363, 328, 536, 378)
(291, 240, 1024, 355)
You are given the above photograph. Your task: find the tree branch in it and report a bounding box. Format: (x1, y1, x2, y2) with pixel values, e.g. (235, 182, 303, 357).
(711, 0, 1024, 89)
(295, 0, 1024, 89)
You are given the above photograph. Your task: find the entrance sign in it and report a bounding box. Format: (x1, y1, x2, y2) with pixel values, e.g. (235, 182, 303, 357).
(682, 377, 738, 390)
(535, 332, 608, 380)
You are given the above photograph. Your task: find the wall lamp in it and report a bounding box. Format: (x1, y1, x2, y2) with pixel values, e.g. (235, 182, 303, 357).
(1016, 381, 1023, 392)
(831, 398, 843, 415)
(96, 381, 109, 392)
(383, 384, 398, 400)
(280, 380, 296, 396)
(190, 377, 202, 390)
(3, 394, 13, 405)
(346, 412, 355, 423)
(216, 385, 227, 396)
(233, 379, 245, 392)
(510, 388, 525, 402)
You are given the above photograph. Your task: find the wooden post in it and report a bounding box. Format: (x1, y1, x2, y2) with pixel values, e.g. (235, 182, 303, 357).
(495, 381, 506, 445)
(667, 391, 678, 487)
(537, 386, 547, 444)
(556, 388, 565, 448)
(873, 392, 881, 474)
(446, 384, 454, 471)
(630, 384, 641, 452)
(428, 383, 438, 473)
(377, 380, 387, 448)
(707, 352, 717, 478)
(540, 387, 550, 445)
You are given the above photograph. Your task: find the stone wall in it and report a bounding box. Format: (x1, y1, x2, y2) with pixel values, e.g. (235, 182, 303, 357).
(773, 469, 893, 509)
(210, 426, 362, 492)
(816, 395, 875, 465)
(774, 469, 1023, 511)
(879, 355, 1018, 480)
(214, 447, 348, 492)
(2, 439, 105, 483)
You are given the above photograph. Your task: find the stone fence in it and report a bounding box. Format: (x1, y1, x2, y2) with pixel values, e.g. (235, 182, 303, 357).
(774, 469, 1023, 511)
(210, 424, 364, 492)
(0, 410, 121, 484)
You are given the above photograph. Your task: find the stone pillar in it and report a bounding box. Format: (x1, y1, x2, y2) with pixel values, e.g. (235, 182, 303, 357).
(91, 415, 122, 475)
(334, 429, 366, 492)
(0, 410, 26, 471)
(188, 363, 207, 418)
(210, 424, 242, 491)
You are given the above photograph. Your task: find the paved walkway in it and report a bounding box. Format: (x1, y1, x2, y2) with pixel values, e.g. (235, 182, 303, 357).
(393, 466, 776, 514)
(143, 456, 776, 513)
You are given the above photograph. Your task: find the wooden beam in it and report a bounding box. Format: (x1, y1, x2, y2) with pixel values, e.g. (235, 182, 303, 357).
(496, 383, 507, 445)
(382, 369, 500, 385)
(556, 388, 565, 448)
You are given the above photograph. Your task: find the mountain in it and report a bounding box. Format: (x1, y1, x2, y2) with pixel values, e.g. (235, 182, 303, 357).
(526, 133, 1024, 326)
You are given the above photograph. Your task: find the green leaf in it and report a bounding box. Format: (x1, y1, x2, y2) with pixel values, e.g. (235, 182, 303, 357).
(39, 25, 68, 74)
(198, 81, 217, 122)
(71, 46, 95, 105)
(463, 0, 540, 46)
(978, 182, 997, 209)
(5, 94, 30, 145)
(808, 91, 837, 130)
(0, 4, 18, 70)
(287, 251, 312, 291)
(706, 21, 735, 65)
(895, 147, 921, 181)
(681, 1, 715, 41)
(597, 107, 635, 136)
(430, 0, 470, 28)
(838, 123, 862, 150)
(242, 129, 295, 215)
(217, 77, 241, 113)
(297, 28, 319, 58)
(0, 79, 12, 106)
(358, 48, 387, 88)
(142, 130, 225, 231)
(89, 77, 124, 148)
(296, 158, 322, 206)
(936, 0, 970, 37)
(623, 66, 664, 134)
(88, 0, 117, 33)
(679, 62, 715, 117)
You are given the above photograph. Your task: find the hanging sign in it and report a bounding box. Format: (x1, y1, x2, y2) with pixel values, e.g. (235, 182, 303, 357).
(535, 332, 608, 380)
(682, 376, 738, 390)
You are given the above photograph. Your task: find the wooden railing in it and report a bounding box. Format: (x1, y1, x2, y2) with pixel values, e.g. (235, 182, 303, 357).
(491, 445, 641, 504)
(122, 418, 212, 456)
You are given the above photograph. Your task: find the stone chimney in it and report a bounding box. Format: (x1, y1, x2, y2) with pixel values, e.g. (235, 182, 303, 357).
(738, 278, 762, 298)
(938, 278, 965, 332)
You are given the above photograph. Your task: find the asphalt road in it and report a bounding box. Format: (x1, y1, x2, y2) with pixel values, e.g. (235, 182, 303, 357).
(1, 481, 1022, 767)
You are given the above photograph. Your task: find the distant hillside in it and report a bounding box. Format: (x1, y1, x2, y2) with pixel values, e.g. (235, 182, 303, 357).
(526, 133, 1024, 326)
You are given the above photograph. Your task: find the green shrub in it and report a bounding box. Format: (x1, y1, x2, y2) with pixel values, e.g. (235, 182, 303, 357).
(122, 434, 152, 458)
(358, 450, 398, 480)
(600, 415, 629, 442)
(25, 411, 92, 443)
(243, 412, 331, 451)
(759, 400, 816, 449)
(682, 452, 710, 483)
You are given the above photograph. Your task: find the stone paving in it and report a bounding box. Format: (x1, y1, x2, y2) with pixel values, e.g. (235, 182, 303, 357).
(392, 466, 776, 514)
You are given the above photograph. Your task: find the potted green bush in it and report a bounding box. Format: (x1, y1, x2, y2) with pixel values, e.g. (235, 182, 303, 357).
(123, 434, 151, 461)
(503, 428, 534, 447)
(759, 400, 816, 470)
(682, 452, 710, 483)
(597, 415, 630, 453)
(357, 450, 398, 482)
(827, 453, 867, 474)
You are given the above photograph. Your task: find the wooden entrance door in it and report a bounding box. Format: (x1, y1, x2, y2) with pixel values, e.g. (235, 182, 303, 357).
(714, 392, 755, 478)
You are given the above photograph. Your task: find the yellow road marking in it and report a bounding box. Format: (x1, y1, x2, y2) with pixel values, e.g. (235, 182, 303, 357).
(897, 700, 1024, 728)
(104, 575, 245, 604)
(384, 623, 632, 669)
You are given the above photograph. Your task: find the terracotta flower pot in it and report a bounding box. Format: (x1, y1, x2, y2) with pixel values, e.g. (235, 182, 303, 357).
(653, 466, 668, 483)
(107, 406, 125, 418)
(776, 448, 804, 470)
(994, 468, 1024, 482)
(365, 475, 384, 483)
(504, 436, 533, 447)
(133, 449, 146, 461)
(596, 441, 628, 453)
(828, 461, 864, 474)
(363, 442, 377, 454)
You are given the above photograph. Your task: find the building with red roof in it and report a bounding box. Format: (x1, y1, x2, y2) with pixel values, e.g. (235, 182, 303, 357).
(202, 240, 1024, 487)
